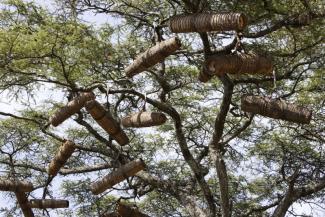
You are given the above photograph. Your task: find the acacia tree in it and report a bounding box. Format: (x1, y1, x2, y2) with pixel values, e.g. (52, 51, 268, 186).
(0, 0, 324, 216)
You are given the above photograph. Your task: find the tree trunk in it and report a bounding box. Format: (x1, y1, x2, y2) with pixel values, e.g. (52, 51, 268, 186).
(15, 191, 34, 217)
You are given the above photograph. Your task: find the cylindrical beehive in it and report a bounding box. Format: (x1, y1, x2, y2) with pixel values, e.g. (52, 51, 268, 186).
(15, 191, 35, 217)
(28, 199, 69, 209)
(241, 95, 312, 124)
(85, 100, 129, 146)
(117, 203, 149, 217)
(48, 140, 76, 176)
(169, 13, 248, 33)
(90, 159, 146, 195)
(121, 111, 167, 128)
(0, 179, 33, 192)
(125, 37, 181, 78)
(199, 52, 273, 82)
(49, 92, 95, 127)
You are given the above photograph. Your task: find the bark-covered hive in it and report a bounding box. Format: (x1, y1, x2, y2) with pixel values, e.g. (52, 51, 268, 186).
(125, 37, 181, 78)
(241, 95, 312, 124)
(85, 100, 129, 146)
(121, 111, 167, 128)
(0, 179, 33, 192)
(169, 13, 248, 33)
(28, 199, 69, 209)
(49, 92, 95, 126)
(90, 159, 146, 195)
(48, 140, 76, 176)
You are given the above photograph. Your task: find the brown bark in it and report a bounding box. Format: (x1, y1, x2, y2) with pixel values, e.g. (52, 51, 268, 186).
(121, 111, 167, 128)
(15, 191, 34, 217)
(0, 179, 33, 192)
(199, 52, 273, 82)
(85, 100, 129, 146)
(125, 37, 181, 78)
(169, 13, 248, 33)
(90, 159, 146, 195)
(48, 140, 76, 176)
(241, 95, 312, 124)
(28, 199, 69, 209)
(50, 92, 95, 126)
(117, 203, 149, 217)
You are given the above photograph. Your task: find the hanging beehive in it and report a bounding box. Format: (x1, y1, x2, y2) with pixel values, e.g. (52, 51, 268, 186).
(169, 13, 248, 33)
(199, 52, 273, 82)
(241, 95, 312, 124)
(48, 140, 76, 176)
(0, 179, 33, 192)
(90, 159, 146, 195)
(85, 100, 129, 146)
(49, 92, 95, 127)
(125, 37, 182, 78)
(121, 111, 167, 128)
(28, 199, 69, 209)
(15, 191, 34, 217)
(117, 203, 149, 217)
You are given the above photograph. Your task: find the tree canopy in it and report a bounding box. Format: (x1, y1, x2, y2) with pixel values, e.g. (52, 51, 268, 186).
(0, 0, 324, 216)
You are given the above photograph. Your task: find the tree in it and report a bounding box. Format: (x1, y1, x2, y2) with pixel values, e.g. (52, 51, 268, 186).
(0, 0, 324, 216)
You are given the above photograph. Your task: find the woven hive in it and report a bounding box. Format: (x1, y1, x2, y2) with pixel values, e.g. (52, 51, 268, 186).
(50, 92, 95, 126)
(241, 95, 312, 124)
(28, 199, 69, 209)
(121, 111, 167, 128)
(85, 100, 129, 146)
(0, 179, 33, 192)
(199, 52, 273, 82)
(90, 159, 146, 195)
(169, 13, 248, 33)
(125, 37, 181, 78)
(48, 140, 76, 176)
(117, 203, 149, 217)
(15, 191, 34, 217)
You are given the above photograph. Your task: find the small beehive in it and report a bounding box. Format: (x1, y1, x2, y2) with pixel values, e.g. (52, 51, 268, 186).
(199, 52, 273, 82)
(0, 179, 33, 192)
(241, 95, 312, 124)
(48, 140, 76, 176)
(85, 100, 129, 146)
(125, 37, 181, 78)
(117, 203, 149, 217)
(121, 111, 167, 128)
(15, 191, 34, 217)
(169, 13, 248, 33)
(50, 92, 95, 126)
(90, 159, 146, 195)
(28, 199, 69, 209)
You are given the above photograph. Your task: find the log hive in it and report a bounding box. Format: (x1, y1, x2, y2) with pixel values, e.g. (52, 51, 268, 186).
(85, 100, 129, 146)
(125, 37, 181, 78)
(169, 13, 248, 33)
(48, 140, 76, 176)
(90, 159, 146, 195)
(117, 203, 149, 217)
(199, 52, 273, 82)
(0, 179, 33, 192)
(15, 191, 34, 217)
(121, 111, 167, 128)
(28, 199, 69, 209)
(241, 95, 312, 124)
(49, 92, 95, 127)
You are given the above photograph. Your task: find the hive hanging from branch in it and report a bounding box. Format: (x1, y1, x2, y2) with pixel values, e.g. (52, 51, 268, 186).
(241, 95, 312, 124)
(85, 100, 129, 146)
(15, 191, 34, 217)
(0, 179, 33, 192)
(90, 159, 146, 195)
(199, 52, 273, 82)
(48, 140, 76, 176)
(49, 92, 95, 127)
(28, 199, 69, 209)
(121, 111, 167, 128)
(117, 203, 150, 217)
(125, 37, 181, 78)
(169, 13, 248, 33)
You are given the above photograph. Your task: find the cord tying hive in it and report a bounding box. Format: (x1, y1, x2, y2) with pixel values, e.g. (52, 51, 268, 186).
(121, 111, 167, 128)
(90, 159, 146, 195)
(241, 95, 312, 124)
